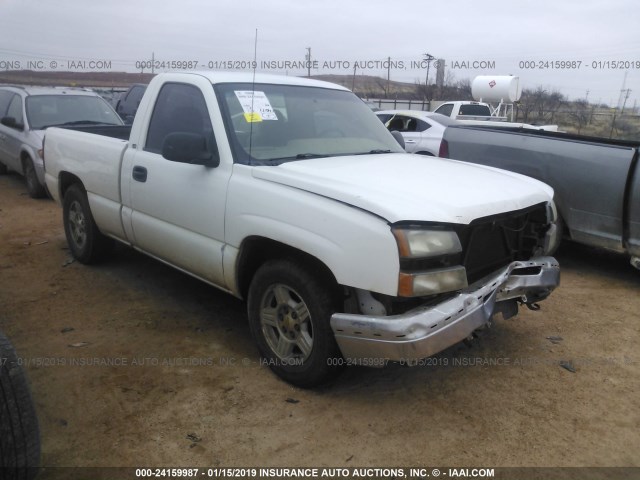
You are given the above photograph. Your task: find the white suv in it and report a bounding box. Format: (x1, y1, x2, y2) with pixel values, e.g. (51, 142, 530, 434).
(0, 85, 122, 198)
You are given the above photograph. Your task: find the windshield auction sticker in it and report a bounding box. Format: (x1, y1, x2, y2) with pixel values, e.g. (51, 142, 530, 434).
(234, 90, 278, 122)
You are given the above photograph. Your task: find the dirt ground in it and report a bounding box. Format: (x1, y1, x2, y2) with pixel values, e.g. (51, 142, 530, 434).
(1, 172, 639, 472)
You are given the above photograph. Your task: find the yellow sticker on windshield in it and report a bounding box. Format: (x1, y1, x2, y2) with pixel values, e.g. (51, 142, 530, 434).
(244, 112, 263, 122)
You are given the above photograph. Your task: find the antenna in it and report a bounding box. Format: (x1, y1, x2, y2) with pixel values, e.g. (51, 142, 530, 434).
(249, 28, 258, 162)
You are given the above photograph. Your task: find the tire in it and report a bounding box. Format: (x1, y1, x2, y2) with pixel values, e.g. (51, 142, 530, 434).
(247, 259, 344, 388)
(0, 162, 7, 175)
(63, 184, 114, 264)
(0, 331, 40, 479)
(22, 158, 46, 199)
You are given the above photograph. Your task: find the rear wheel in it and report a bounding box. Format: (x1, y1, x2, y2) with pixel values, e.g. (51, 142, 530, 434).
(247, 259, 344, 387)
(23, 158, 46, 199)
(63, 184, 114, 263)
(0, 331, 40, 479)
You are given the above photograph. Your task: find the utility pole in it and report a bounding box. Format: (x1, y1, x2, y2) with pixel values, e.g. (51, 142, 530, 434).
(423, 53, 435, 101)
(305, 47, 311, 77)
(351, 62, 357, 92)
(151, 52, 155, 75)
(386, 56, 391, 98)
(616, 71, 628, 111)
(621, 89, 631, 114)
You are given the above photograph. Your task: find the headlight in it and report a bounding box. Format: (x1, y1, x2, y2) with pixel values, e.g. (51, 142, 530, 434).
(392, 227, 462, 258)
(392, 226, 467, 296)
(398, 267, 468, 297)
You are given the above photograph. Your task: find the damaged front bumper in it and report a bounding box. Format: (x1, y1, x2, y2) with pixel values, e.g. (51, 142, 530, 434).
(330, 256, 560, 364)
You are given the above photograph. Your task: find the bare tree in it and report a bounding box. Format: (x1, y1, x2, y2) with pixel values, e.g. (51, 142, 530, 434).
(414, 78, 427, 100)
(569, 99, 590, 134)
(518, 87, 566, 124)
(456, 78, 472, 99)
(545, 90, 566, 123)
(444, 70, 456, 87)
(374, 77, 389, 98)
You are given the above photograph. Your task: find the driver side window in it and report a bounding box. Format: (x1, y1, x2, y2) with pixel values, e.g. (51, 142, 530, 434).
(145, 83, 215, 155)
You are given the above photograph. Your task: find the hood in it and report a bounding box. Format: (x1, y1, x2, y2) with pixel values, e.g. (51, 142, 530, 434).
(252, 153, 554, 224)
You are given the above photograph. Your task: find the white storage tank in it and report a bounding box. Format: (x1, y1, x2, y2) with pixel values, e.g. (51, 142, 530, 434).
(472, 76, 522, 103)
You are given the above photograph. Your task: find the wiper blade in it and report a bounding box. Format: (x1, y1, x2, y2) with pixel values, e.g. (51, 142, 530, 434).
(349, 149, 393, 155)
(41, 120, 121, 129)
(59, 120, 119, 126)
(267, 153, 330, 162)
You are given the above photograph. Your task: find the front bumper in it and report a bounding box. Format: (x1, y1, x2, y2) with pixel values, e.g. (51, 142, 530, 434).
(330, 256, 560, 363)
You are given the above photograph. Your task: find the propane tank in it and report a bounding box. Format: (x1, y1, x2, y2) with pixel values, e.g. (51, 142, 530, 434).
(472, 76, 522, 103)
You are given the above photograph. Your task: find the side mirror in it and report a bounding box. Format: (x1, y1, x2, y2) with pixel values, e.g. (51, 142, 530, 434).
(162, 132, 220, 168)
(1, 116, 24, 130)
(390, 130, 405, 150)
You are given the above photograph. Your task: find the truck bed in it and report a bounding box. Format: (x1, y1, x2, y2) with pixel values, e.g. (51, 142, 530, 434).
(442, 125, 640, 257)
(44, 127, 129, 205)
(453, 124, 640, 148)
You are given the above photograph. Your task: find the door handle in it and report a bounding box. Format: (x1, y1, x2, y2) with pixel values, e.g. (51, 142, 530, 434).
(132, 165, 147, 182)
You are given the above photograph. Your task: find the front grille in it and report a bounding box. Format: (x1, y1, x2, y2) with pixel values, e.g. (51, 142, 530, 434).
(457, 202, 549, 284)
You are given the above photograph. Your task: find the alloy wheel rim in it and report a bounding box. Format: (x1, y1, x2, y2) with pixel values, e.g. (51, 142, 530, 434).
(68, 201, 87, 249)
(260, 284, 313, 361)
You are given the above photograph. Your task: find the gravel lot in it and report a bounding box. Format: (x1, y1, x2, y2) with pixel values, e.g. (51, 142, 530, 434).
(1, 172, 638, 472)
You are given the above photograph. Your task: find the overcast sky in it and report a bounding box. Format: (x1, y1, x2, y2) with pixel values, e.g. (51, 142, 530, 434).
(1, 0, 639, 106)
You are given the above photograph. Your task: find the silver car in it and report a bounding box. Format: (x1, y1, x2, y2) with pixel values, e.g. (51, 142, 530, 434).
(0, 85, 123, 198)
(376, 110, 460, 156)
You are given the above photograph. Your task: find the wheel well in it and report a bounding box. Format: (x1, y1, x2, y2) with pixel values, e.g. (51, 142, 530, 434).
(236, 237, 339, 300)
(20, 151, 32, 172)
(58, 172, 85, 199)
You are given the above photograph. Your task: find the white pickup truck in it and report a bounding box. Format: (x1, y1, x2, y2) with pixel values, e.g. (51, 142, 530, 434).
(434, 101, 558, 131)
(44, 72, 560, 387)
(434, 101, 501, 121)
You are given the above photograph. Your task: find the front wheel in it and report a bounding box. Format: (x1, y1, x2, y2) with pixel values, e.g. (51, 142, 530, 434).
(63, 184, 114, 264)
(247, 259, 344, 387)
(23, 158, 46, 199)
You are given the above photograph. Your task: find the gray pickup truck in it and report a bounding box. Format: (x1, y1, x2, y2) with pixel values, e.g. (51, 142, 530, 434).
(439, 126, 640, 270)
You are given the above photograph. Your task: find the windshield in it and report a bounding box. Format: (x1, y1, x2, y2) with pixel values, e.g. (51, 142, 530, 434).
(215, 83, 404, 165)
(25, 94, 122, 129)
